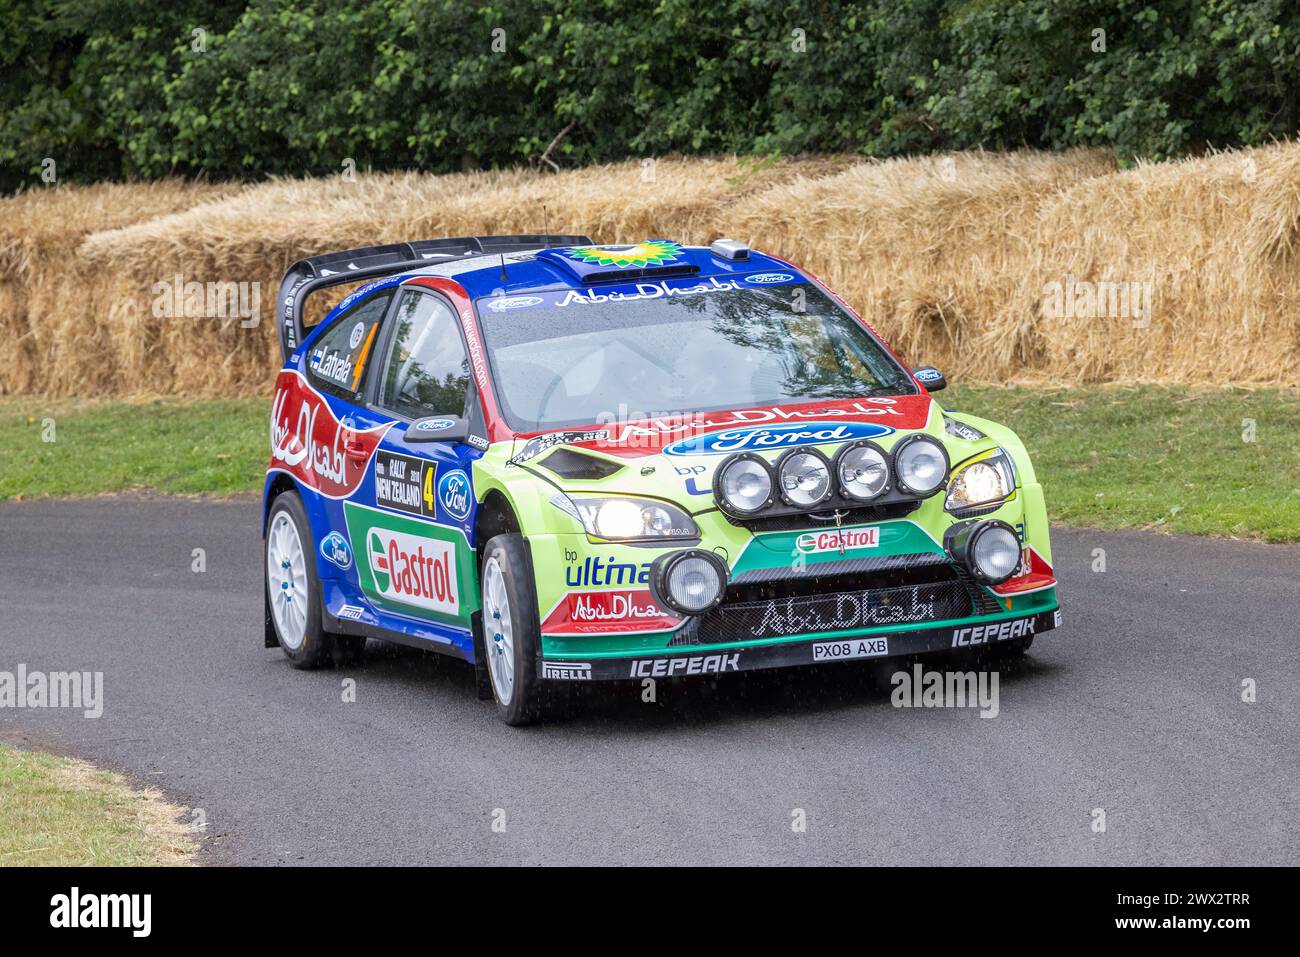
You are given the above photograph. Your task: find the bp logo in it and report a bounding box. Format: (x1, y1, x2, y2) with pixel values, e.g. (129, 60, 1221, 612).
(565, 240, 682, 268)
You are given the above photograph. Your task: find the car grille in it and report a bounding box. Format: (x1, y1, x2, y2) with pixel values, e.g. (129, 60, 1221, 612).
(668, 555, 1000, 647)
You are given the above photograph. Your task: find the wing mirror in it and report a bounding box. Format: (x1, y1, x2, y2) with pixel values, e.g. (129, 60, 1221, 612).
(912, 366, 947, 392)
(405, 415, 470, 444)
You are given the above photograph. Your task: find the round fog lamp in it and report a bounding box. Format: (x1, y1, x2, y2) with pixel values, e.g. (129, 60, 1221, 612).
(651, 550, 728, 616)
(946, 520, 1021, 585)
(972, 525, 1021, 582)
(717, 454, 774, 516)
(667, 557, 722, 612)
(837, 442, 889, 501)
(778, 450, 832, 508)
(895, 436, 949, 496)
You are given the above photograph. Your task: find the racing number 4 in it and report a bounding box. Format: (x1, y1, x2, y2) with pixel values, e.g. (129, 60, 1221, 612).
(423, 466, 436, 514)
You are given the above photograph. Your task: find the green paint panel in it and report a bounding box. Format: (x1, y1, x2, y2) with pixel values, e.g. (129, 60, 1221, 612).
(343, 502, 479, 629)
(734, 519, 942, 575)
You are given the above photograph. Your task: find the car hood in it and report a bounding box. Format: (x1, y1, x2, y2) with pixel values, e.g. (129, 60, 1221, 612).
(509, 393, 961, 500)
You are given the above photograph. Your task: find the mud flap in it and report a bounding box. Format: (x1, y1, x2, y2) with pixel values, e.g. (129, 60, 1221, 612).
(264, 585, 279, 649)
(470, 610, 493, 700)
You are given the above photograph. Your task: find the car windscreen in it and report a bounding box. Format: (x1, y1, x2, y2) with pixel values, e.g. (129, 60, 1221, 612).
(475, 277, 917, 433)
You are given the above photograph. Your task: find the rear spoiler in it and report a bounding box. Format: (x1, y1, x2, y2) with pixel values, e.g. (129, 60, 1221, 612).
(276, 234, 592, 359)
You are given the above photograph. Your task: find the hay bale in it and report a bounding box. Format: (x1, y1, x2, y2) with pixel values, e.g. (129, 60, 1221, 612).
(0, 181, 238, 397)
(9, 144, 1300, 396)
(1027, 143, 1300, 385)
(720, 148, 1117, 383)
(76, 157, 854, 397)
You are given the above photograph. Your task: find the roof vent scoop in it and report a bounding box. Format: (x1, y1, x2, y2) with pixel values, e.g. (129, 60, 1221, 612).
(710, 238, 750, 261)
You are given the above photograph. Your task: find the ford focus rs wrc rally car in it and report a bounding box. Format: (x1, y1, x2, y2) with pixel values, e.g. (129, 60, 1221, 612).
(264, 235, 1060, 724)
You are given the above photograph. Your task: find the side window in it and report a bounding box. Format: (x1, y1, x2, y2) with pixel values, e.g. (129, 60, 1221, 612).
(306, 292, 391, 401)
(378, 291, 471, 420)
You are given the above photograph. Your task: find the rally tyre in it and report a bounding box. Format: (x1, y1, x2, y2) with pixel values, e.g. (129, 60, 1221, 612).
(265, 491, 365, 669)
(480, 533, 545, 726)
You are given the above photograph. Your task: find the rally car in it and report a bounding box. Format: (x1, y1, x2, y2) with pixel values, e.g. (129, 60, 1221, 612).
(264, 235, 1060, 724)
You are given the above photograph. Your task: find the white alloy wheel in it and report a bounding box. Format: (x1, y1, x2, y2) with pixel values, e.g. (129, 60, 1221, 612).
(482, 556, 516, 705)
(267, 511, 309, 650)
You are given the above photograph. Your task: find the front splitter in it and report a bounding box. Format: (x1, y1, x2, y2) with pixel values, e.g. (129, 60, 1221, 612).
(539, 607, 1060, 681)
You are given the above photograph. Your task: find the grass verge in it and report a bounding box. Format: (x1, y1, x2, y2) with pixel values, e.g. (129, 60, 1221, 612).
(1, 387, 1298, 540)
(0, 397, 266, 498)
(0, 743, 196, 866)
(949, 385, 1300, 542)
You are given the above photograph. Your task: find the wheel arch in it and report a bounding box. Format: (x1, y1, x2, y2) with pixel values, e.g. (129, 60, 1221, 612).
(474, 487, 522, 558)
(262, 472, 323, 648)
(469, 487, 528, 696)
(262, 472, 300, 532)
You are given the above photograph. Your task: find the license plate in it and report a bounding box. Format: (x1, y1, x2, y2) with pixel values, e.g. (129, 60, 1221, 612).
(811, 637, 889, 662)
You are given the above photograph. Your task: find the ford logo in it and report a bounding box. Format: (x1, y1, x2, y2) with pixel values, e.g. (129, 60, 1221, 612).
(914, 368, 943, 382)
(413, 418, 455, 432)
(743, 272, 795, 285)
(438, 469, 472, 521)
(487, 295, 543, 311)
(319, 531, 353, 571)
(664, 421, 895, 456)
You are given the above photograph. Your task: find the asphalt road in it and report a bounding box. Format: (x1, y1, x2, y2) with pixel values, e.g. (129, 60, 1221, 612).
(1, 496, 1296, 865)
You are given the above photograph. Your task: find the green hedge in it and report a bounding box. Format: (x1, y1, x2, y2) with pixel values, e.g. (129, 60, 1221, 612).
(5, 0, 1300, 191)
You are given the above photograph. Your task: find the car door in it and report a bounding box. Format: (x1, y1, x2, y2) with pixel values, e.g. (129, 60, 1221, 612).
(284, 286, 397, 617)
(341, 287, 481, 653)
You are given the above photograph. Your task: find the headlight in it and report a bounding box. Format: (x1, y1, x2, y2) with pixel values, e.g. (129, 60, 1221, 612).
(650, 549, 728, 615)
(836, 441, 889, 501)
(945, 449, 1015, 512)
(893, 435, 949, 496)
(564, 496, 699, 541)
(715, 453, 775, 516)
(777, 449, 833, 508)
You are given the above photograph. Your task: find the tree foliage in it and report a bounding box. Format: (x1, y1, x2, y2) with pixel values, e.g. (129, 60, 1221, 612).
(4, 0, 1300, 191)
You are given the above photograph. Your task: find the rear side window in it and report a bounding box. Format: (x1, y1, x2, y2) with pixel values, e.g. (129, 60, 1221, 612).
(306, 292, 391, 401)
(378, 290, 471, 420)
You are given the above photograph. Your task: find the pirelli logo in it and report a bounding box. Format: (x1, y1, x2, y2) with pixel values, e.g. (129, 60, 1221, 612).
(541, 661, 592, 681)
(951, 616, 1036, 648)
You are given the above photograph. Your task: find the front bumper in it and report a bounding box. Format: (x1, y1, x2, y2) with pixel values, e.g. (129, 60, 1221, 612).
(540, 607, 1060, 681)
